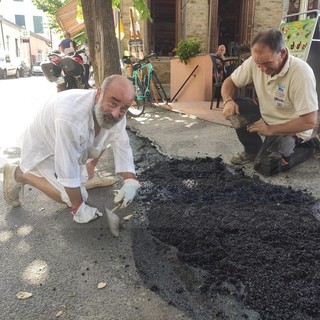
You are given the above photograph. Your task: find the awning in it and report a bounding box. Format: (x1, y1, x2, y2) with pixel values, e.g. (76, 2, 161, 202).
(56, 0, 85, 37)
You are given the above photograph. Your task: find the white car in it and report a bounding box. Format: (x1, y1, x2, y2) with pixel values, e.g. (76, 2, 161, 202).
(32, 62, 44, 76)
(0, 52, 19, 79)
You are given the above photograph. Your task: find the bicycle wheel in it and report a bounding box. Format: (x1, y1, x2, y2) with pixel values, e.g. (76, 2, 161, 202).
(151, 71, 168, 104)
(128, 76, 146, 117)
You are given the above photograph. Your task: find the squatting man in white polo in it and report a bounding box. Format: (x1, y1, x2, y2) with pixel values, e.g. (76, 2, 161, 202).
(3, 75, 141, 225)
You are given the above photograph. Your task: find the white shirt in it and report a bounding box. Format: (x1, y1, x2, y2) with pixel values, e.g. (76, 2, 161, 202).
(20, 89, 135, 188)
(231, 50, 318, 140)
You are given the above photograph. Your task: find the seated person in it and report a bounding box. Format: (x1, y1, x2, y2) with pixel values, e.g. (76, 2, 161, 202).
(213, 44, 227, 82)
(216, 44, 226, 60)
(221, 28, 319, 176)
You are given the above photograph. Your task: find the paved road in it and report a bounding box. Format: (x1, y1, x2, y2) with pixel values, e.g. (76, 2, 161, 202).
(0, 77, 190, 320)
(1, 76, 319, 319)
(0, 77, 56, 147)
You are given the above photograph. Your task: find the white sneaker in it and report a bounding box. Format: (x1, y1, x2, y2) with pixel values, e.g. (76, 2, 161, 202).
(85, 171, 117, 190)
(3, 164, 22, 207)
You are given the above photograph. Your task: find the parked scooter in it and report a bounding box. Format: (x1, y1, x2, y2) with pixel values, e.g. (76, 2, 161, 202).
(41, 49, 88, 92)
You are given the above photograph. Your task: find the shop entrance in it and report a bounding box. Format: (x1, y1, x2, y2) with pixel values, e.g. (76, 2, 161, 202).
(217, 0, 242, 55)
(149, 0, 176, 56)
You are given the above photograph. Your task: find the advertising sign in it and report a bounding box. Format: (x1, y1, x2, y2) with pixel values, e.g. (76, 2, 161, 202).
(280, 18, 317, 60)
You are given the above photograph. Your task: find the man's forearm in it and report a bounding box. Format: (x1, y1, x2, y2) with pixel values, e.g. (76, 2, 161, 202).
(248, 111, 318, 136)
(268, 114, 317, 136)
(221, 77, 237, 102)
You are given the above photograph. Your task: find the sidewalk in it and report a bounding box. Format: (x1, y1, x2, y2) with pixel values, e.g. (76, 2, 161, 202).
(127, 101, 320, 199)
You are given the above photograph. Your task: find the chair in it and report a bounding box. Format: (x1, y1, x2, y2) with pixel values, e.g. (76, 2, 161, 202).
(210, 54, 240, 109)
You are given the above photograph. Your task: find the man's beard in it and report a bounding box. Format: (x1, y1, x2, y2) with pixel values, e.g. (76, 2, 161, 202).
(94, 99, 122, 130)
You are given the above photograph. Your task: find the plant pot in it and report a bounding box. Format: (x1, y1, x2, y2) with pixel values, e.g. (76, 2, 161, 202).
(170, 54, 212, 102)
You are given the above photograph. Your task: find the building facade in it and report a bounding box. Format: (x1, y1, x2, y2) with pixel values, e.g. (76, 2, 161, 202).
(0, 0, 52, 65)
(119, 0, 319, 57)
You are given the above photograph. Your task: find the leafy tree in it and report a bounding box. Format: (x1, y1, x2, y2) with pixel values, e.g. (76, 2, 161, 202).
(33, 0, 150, 86)
(81, 0, 120, 84)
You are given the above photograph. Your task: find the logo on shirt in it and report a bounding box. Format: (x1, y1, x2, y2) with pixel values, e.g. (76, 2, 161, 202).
(274, 83, 285, 107)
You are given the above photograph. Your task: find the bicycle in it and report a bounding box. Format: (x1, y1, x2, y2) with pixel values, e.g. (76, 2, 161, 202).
(124, 52, 169, 117)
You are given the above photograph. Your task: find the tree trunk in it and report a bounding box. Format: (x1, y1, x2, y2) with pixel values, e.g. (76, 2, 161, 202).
(81, 0, 121, 87)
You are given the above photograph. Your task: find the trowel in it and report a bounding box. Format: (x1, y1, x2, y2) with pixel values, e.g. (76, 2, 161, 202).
(105, 204, 121, 237)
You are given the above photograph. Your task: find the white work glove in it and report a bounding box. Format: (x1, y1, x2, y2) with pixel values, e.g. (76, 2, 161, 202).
(72, 202, 103, 223)
(114, 178, 141, 208)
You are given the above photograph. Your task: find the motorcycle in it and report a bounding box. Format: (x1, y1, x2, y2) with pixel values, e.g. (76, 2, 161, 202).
(41, 49, 88, 92)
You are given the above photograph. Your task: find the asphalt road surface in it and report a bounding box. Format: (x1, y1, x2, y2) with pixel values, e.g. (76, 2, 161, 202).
(0, 77, 190, 320)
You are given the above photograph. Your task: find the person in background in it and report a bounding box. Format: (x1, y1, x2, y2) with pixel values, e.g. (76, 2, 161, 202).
(213, 44, 227, 82)
(59, 31, 75, 55)
(3, 75, 141, 223)
(216, 44, 227, 60)
(221, 28, 319, 176)
(80, 41, 91, 88)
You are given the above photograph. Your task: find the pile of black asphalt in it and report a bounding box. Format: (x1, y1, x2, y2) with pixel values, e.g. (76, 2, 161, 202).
(128, 129, 320, 320)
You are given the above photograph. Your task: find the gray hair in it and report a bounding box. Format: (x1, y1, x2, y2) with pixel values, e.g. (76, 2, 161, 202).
(251, 28, 285, 54)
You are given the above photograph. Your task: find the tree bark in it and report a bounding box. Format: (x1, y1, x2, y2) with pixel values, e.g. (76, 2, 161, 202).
(81, 0, 121, 87)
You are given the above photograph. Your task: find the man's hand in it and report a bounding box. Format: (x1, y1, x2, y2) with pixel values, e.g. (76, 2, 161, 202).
(247, 119, 270, 136)
(222, 100, 239, 119)
(114, 178, 141, 208)
(72, 202, 103, 223)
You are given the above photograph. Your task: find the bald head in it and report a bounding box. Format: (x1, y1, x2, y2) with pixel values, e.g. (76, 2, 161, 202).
(94, 75, 135, 129)
(100, 75, 135, 102)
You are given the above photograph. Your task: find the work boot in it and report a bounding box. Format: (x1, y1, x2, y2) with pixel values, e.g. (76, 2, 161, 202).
(3, 164, 22, 207)
(230, 151, 257, 165)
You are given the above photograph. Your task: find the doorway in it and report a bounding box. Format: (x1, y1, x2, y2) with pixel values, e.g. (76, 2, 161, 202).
(217, 0, 241, 55)
(149, 0, 176, 56)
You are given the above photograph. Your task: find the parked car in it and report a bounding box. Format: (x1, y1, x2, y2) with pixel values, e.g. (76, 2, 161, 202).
(0, 51, 19, 79)
(13, 58, 32, 77)
(32, 61, 44, 76)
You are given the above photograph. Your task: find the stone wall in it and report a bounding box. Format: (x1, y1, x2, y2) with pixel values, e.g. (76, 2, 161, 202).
(185, 0, 209, 52)
(119, 0, 296, 90)
(253, 0, 287, 34)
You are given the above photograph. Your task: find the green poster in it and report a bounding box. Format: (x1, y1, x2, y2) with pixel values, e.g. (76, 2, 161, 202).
(280, 18, 316, 60)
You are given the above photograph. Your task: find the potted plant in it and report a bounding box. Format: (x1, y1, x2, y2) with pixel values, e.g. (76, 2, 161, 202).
(170, 37, 212, 102)
(173, 38, 202, 64)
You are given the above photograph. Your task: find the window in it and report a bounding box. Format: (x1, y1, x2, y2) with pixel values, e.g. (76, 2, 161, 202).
(33, 16, 43, 33)
(6, 35, 9, 51)
(37, 50, 43, 62)
(15, 15, 25, 27)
